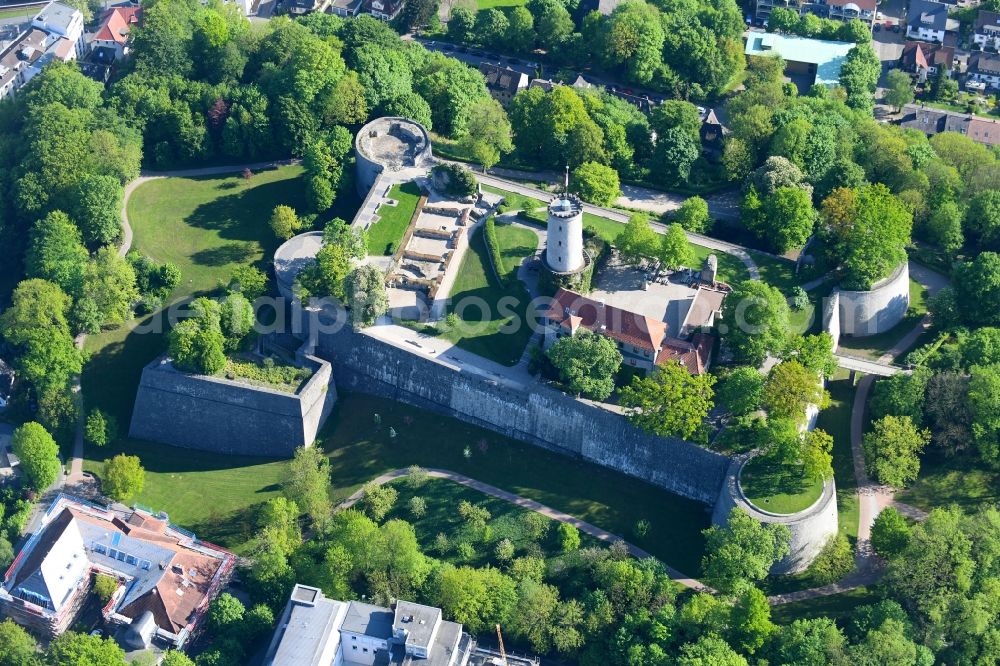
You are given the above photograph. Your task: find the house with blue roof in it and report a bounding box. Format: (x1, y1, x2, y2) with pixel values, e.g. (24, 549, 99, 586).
(744, 32, 856, 90)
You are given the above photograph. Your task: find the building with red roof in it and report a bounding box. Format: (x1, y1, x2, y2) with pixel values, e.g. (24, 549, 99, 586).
(542, 288, 716, 374)
(91, 2, 142, 60)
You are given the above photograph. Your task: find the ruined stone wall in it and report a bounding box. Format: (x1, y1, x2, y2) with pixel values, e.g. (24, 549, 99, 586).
(128, 355, 337, 457)
(309, 326, 729, 505)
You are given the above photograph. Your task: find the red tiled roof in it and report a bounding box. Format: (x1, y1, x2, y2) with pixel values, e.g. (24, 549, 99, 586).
(545, 289, 713, 374)
(546, 288, 666, 352)
(967, 117, 1000, 146)
(95, 5, 141, 44)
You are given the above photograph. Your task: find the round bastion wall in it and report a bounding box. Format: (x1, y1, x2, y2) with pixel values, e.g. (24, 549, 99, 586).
(273, 231, 324, 300)
(355, 117, 433, 196)
(712, 454, 838, 575)
(836, 261, 910, 338)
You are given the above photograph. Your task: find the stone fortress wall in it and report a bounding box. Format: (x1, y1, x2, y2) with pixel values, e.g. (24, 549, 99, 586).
(307, 322, 730, 506)
(829, 262, 910, 343)
(712, 453, 839, 574)
(355, 117, 433, 196)
(128, 348, 337, 457)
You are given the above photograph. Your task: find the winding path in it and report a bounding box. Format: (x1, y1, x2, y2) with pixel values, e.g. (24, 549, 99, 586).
(339, 468, 711, 593)
(66, 159, 301, 486)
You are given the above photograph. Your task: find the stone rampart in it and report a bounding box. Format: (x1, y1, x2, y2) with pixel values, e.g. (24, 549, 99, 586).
(128, 353, 337, 457)
(712, 454, 838, 574)
(836, 262, 910, 338)
(306, 324, 729, 505)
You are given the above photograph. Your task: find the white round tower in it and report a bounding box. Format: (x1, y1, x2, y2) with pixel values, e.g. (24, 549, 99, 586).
(545, 194, 585, 274)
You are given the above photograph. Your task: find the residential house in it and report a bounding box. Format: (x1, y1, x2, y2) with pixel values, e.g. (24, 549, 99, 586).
(479, 63, 528, 106)
(701, 108, 728, 160)
(900, 40, 954, 81)
(329, 0, 363, 16)
(973, 10, 1000, 49)
(906, 0, 960, 44)
(289, 0, 322, 14)
(0, 494, 235, 649)
(31, 1, 85, 59)
(263, 585, 475, 666)
(90, 2, 142, 61)
(752, 0, 876, 30)
(0, 423, 18, 484)
(365, 0, 403, 20)
(744, 32, 856, 90)
(899, 103, 1000, 146)
(542, 288, 717, 373)
(968, 51, 1000, 88)
(529, 77, 557, 92)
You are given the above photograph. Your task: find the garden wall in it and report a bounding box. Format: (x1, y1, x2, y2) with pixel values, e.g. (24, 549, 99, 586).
(128, 354, 337, 457)
(306, 324, 729, 505)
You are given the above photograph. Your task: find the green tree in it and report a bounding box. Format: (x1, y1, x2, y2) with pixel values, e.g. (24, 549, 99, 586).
(870, 367, 930, 422)
(79, 248, 140, 330)
(101, 454, 145, 502)
(361, 483, 398, 522)
(964, 189, 1000, 249)
(461, 97, 513, 172)
(430, 564, 518, 634)
(0, 279, 83, 393)
(809, 534, 853, 585)
(270, 205, 301, 241)
(92, 574, 118, 603)
(832, 185, 912, 291)
(218, 292, 254, 351)
(398, 0, 438, 30)
(801, 428, 834, 481)
(926, 200, 964, 254)
(729, 586, 774, 654)
(168, 300, 227, 375)
(702, 508, 791, 595)
(257, 497, 302, 556)
(207, 592, 245, 635)
(716, 366, 765, 416)
(346, 265, 389, 330)
(12, 422, 61, 490)
(884, 69, 914, 112)
(45, 631, 126, 666)
(556, 522, 580, 552)
(25, 211, 89, 297)
(652, 127, 700, 186)
(615, 214, 658, 263)
(658, 223, 695, 270)
(673, 197, 711, 233)
(286, 446, 332, 529)
(863, 416, 929, 488)
(721, 280, 791, 367)
(570, 161, 620, 206)
(505, 6, 535, 52)
(601, 1, 665, 84)
(0, 619, 39, 666)
(763, 360, 827, 423)
(953, 251, 1000, 326)
(751, 187, 815, 253)
(545, 331, 623, 401)
(447, 7, 475, 43)
(677, 635, 749, 666)
(770, 617, 846, 666)
(650, 100, 701, 141)
(85, 409, 115, 447)
(230, 265, 269, 301)
(300, 242, 353, 301)
(161, 651, 196, 666)
(619, 361, 716, 440)
(870, 506, 911, 558)
(70, 174, 125, 248)
(839, 43, 880, 112)
(967, 363, 1000, 464)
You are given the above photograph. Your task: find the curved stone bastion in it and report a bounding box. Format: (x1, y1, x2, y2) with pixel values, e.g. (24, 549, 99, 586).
(832, 261, 910, 339)
(355, 117, 433, 196)
(711, 453, 838, 574)
(274, 231, 324, 300)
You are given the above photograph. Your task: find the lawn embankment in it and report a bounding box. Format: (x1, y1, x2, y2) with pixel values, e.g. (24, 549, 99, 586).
(740, 455, 825, 515)
(443, 223, 538, 365)
(367, 181, 422, 255)
(127, 165, 308, 300)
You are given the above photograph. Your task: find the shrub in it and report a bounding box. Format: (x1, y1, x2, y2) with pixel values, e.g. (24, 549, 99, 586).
(408, 496, 427, 519)
(361, 483, 398, 522)
(809, 534, 854, 585)
(789, 286, 810, 311)
(556, 522, 581, 553)
(495, 538, 515, 563)
(633, 519, 651, 539)
(85, 409, 115, 447)
(101, 455, 145, 502)
(92, 573, 118, 603)
(433, 163, 478, 197)
(483, 217, 507, 285)
(871, 507, 911, 558)
(456, 542, 476, 561)
(269, 205, 301, 241)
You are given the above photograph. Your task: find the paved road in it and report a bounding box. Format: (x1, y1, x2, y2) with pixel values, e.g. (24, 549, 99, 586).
(478, 173, 760, 278)
(340, 468, 712, 592)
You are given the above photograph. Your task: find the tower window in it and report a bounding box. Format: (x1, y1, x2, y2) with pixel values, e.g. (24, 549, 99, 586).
(558, 241, 562, 246)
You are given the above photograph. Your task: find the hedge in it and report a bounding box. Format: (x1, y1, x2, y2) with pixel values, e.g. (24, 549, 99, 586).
(483, 216, 508, 286)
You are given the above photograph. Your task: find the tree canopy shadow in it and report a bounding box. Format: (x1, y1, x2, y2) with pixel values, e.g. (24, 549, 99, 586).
(191, 242, 257, 266)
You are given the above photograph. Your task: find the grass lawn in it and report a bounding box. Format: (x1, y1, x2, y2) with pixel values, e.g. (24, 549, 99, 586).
(0, 6, 33, 19)
(475, 0, 527, 8)
(384, 477, 599, 568)
(368, 182, 422, 256)
(80, 390, 712, 572)
(127, 165, 307, 300)
(821, 374, 860, 543)
(835, 278, 929, 362)
(771, 586, 883, 624)
(740, 456, 825, 515)
(483, 184, 546, 215)
(896, 453, 1000, 512)
(323, 393, 711, 574)
(443, 224, 538, 366)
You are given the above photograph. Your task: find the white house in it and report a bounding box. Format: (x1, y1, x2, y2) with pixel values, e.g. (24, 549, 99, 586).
(906, 0, 959, 43)
(31, 1, 85, 58)
(0, 2, 84, 102)
(974, 10, 1000, 50)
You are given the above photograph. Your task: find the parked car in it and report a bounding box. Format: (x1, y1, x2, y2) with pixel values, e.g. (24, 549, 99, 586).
(893, 24, 901, 33)
(874, 23, 881, 32)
